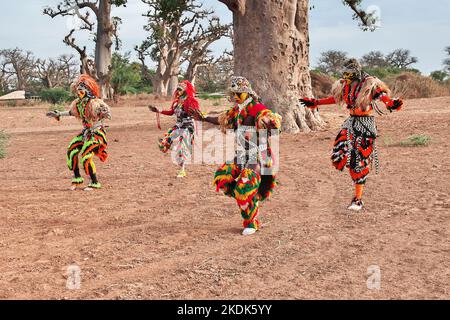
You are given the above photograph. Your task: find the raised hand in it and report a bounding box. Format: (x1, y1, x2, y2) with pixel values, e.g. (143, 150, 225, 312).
(299, 97, 319, 108)
(148, 105, 159, 113)
(46, 110, 60, 120)
(387, 98, 403, 112)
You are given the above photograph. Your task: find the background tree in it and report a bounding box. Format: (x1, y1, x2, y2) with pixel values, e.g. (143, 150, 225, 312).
(0, 48, 36, 91)
(385, 48, 418, 69)
(218, 0, 377, 132)
(137, 0, 230, 96)
(34, 54, 78, 89)
(110, 52, 142, 96)
(43, 0, 128, 99)
(360, 50, 388, 68)
(196, 50, 234, 92)
(316, 50, 349, 76)
(430, 70, 448, 82)
(444, 46, 450, 73)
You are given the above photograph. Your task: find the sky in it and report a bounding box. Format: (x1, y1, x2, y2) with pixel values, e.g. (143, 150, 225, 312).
(1, 0, 450, 75)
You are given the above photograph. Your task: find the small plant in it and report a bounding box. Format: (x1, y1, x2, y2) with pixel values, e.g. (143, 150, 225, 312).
(0, 130, 9, 159)
(6, 100, 17, 107)
(399, 134, 431, 147)
(48, 103, 67, 112)
(40, 88, 71, 104)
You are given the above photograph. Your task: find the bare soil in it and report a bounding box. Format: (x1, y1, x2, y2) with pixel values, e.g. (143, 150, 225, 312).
(0, 95, 449, 299)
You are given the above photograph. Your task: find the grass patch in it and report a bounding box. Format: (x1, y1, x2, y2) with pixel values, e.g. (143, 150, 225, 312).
(0, 130, 9, 159)
(48, 104, 67, 112)
(398, 134, 431, 147)
(6, 100, 17, 107)
(383, 134, 431, 147)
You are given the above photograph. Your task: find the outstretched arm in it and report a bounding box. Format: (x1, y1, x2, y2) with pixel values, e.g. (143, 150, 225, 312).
(46, 110, 72, 121)
(300, 96, 336, 109)
(375, 91, 403, 112)
(148, 104, 175, 116)
(191, 109, 220, 125)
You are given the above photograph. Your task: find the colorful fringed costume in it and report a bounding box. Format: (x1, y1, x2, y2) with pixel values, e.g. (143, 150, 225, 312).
(150, 80, 199, 178)
(47, 74, 111, 190)
(198, 76, 282, 235)
(300, 59, 403, 210)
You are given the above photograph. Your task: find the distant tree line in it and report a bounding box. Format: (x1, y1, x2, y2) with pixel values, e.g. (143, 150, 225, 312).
(314, 47, 450, 83)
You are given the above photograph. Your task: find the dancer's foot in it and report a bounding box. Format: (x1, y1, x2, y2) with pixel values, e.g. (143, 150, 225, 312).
(242, 227, 257, 236)
(70, 177, 84, 190)
(177, 168, 187, 178)
(348, 197, 364, 211)
(84, 182, 102, 191)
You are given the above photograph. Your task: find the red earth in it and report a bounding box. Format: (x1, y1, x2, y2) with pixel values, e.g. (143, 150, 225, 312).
(0, 95, 449, 299)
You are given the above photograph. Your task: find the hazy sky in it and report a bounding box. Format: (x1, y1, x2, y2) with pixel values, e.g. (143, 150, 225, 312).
(1, 0, 449, 74)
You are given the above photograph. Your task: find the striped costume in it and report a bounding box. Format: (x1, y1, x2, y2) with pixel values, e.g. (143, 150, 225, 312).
(154, 80, 199, 177)
(67, 97, 110, 187)
(213, 97, 281, 232)
(301, 60, 402, 208)
(158, 99, 195, 167)
(48, 74, 111, 190)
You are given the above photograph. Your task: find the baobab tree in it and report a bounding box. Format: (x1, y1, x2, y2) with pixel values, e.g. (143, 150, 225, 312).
(217, 0, 377, 132)
(43, 0, 127, 98)
(35, 54, 79, 89)
(360, 50, 389, 69)
(0, 48, 36, 91)
(136, 0, 230, 96)
(316, 50, 349, 76)
(385, 49, 418, 69)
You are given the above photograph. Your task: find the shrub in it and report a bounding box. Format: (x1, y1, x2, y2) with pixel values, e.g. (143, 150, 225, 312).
(0, 130, 9, 159)
(399, 134, 431, 147)
(385, 72, 450, 99)
(40, 88, 71, 104)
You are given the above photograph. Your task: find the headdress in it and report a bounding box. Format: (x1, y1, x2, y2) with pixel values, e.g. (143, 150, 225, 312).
(228, 76, 259, 101)
(75, 74, 100, 98)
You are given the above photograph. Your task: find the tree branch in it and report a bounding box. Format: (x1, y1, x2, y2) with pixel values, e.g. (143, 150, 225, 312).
(218, 0, 246, 16)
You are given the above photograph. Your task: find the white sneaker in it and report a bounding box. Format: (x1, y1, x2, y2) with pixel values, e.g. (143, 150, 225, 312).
(242, 228, 257, 235)
(347, 198, 363, 211)
(69, 185, 78, 191)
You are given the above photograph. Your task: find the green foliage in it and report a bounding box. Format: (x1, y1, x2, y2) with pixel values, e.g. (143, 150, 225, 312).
(0, 130, 9, 159)
(48, 103, 67, 112)
(363, 67, 403, 80)
(40, 88, 71, 104)
(399, 134, 431, 147)
(6, 100, 17, 107)
(430, 70, 448, 82)
(111, 52, 153, 95)
(383, 134, 431, 147)
(196, 93, 224, 100)
(111, 0, 128, 7)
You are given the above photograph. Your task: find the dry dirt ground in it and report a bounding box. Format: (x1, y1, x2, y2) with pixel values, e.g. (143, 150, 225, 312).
(0, 95, 449, 300)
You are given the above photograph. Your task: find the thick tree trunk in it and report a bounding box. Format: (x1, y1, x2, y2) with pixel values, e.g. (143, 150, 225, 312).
(185, 63, 198, 87)
(167, 74, 179, 97)
(224, 0, 325, 132)
(166, 47, 181, 97)
(95, 0, 113, 99)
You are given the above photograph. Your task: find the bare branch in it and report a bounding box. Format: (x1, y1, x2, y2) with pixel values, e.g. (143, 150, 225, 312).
(342, 0, 379, 31)
(218, 0, 246, 15)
